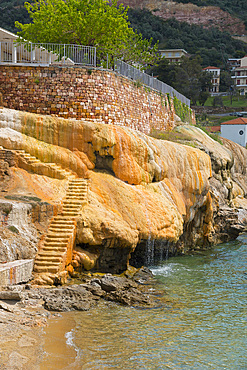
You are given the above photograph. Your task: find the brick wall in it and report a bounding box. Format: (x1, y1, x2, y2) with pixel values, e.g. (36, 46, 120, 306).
(0, 65, 177, 134)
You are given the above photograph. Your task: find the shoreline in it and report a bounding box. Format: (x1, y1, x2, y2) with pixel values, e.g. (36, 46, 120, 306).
(0, 267, 158, 368)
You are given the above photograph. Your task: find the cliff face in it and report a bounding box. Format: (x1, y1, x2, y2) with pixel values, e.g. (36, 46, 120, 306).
(0, 107, 246, 274)
(122, 0, 246, 35)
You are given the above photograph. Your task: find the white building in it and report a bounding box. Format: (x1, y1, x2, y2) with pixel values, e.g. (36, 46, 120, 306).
(159, 49, 188, 63)
(202, 66, 221, 94)
(231, 55, 247, 96)
(221, 117, 247, 147)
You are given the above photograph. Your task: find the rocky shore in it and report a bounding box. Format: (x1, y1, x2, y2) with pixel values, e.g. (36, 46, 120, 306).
(0, 267, 159, 367)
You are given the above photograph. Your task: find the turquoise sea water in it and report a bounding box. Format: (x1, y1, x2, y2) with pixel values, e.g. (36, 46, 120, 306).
(41, 234, 247, 369)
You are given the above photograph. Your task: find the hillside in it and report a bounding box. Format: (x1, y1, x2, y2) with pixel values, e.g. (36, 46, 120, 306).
(128, 9, 247, 67)
(122, 0, 246, 35)
(0, 0, 29, 34)
(1, 0, 247, 68)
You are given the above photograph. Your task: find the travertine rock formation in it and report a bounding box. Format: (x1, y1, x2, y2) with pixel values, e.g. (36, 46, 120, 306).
(176, 125, 247, 244)
(0, 107, 246, 276)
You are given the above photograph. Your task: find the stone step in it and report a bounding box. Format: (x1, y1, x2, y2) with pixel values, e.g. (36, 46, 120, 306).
(68, 185, 87, 188)
(33, 265, 59, 274)
(63, 202, 83, 206)
(34, 260, 60, 266)
(45, 236, 70, 242)
(42, 246, 67, 252)
(48, 229, 74, 234)
(53, 216, 76, 220)
(65, 196, 85, 199)
(62, 205, 81, 210)
(50, 219, 75, 224)
(49, 223, 75, 229)
(62, 211, 80, 215)
(38, 251, 64, 257)
(35, 255, 62, 263)
(43, 240, 68, 246)
(66, 192, 87, 196)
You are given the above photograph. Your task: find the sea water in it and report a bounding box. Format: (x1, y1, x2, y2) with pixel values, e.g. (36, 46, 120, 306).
(40, 234, 247, 369)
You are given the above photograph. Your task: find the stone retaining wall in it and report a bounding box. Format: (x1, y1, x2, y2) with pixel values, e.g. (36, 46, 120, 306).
(0, 259, 34, 286)
(0, 65, 177, 134)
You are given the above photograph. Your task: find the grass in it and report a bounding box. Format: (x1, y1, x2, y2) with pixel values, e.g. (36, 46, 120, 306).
(8, 225, 19, 234)
(204, 95, 247, 108)
(196, 114, 235, 126)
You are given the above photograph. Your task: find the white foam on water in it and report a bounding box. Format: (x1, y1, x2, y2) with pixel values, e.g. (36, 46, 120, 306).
(65, 329, 80, 358)
(151, 264, 174, 276)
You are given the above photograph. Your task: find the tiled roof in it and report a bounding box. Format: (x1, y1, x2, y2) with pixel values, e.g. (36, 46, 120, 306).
(221, 117, 247, 125)
(206, 126, 221, 132)
(203, 66, 220, 70)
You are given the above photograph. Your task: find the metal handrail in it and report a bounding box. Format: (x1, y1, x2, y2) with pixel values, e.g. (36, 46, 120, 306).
(0, 41, 190, 106)
(0, 41, 96, 67)
(114, 59, 190, 107)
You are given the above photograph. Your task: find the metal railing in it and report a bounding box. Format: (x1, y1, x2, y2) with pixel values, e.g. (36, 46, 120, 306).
(114, 59, 190, 107)
(0, 42, 96, 67)
(0, 41, 190, 106)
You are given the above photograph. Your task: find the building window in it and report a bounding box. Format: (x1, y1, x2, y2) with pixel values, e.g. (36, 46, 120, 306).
(237, 79, 240, 85)
(239, 130, 244, 135)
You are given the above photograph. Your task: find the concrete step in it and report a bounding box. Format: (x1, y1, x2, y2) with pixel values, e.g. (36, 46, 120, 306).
(34, 260, 60, 267)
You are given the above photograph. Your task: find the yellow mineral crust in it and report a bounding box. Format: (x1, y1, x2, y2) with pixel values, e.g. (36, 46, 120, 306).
(0, 108, 213, 249)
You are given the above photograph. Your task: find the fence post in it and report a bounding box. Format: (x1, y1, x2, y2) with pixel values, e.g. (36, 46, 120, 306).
(0, 42, 1, 63)
(12, 43, 17, 63)
(94, 47, 96, 67)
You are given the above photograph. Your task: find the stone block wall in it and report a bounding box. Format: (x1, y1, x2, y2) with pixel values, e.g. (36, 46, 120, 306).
(0, 259, 33, 286)
(0, 65, 177, 134)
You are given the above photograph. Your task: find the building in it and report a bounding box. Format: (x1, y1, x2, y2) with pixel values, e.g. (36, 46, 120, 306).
(227, 58, 241, 71)
(221, 117, 247, 147)
(159, 49, 188, 63)
(231, 55, 247, 96)
(202, 66, 221, 94)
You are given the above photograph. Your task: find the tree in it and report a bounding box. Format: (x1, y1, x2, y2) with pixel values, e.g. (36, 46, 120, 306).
(219, 70, 232, 92)
(149, 55, 212, 105)
(15, 0, 157, 65)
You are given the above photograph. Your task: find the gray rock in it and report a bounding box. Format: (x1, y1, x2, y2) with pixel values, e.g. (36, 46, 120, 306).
(0, 291, 22, 300)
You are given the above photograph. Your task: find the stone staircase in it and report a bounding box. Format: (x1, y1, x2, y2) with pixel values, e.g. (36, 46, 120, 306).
(32, 178, 88, 285)
(14, 149, 74, 179)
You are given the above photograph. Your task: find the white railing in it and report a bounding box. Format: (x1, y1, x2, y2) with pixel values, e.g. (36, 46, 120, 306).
(0, 42, 96, 67)
(0, 41, 190, 107)
(114, 59, 190, 107)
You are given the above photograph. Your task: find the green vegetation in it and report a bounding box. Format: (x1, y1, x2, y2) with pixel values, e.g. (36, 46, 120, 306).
(15, 0, 157, 66)
(0, 0, 29, 34)
(197, 125, 223, 144)
(173, 96, 193, 123)
(150, 128, 193, 143)
(196, 113, 234, 127)
(0, 204, 12, 216)
(174, 0, 247, 29)
(8, 225, 19, 234)
(150, 55, 212, 105)
(128, 9, 247, 68)
(204, 95, 247, 108)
